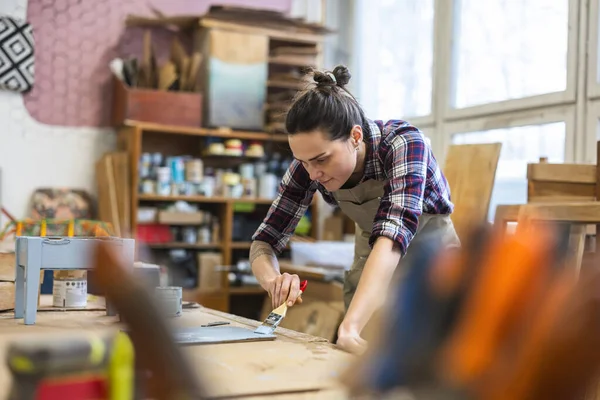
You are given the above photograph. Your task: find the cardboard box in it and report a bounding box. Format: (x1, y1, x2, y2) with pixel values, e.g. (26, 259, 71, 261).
(158, 211, 206, 225)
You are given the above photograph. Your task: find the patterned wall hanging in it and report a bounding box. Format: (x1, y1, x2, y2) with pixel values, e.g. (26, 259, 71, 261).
(0, 16, 34, 93)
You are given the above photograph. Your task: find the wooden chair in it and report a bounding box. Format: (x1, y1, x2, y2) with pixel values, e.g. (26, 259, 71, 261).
(514, 202, 600, 276)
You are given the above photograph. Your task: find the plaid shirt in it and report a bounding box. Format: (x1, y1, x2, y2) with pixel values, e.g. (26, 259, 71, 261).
(252, 119, 454, 257)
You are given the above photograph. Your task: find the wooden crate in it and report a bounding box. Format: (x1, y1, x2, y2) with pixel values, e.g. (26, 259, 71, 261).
(111, 77, 203, 127)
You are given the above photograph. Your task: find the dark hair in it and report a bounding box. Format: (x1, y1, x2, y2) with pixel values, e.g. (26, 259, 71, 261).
(285, 65, 370, 141)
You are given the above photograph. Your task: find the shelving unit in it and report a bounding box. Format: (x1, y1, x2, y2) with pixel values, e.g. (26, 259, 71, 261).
(116, 121, 320, 314)
(113, 9, 329, 318)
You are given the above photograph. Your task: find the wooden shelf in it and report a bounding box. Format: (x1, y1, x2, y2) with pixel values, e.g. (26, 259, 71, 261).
(268, 56, 316, 67)
(125, 121, 288, 142)
(146, 242, 222, 250)
(267, 80, 306, 90)
(138, 194, 276, 205)
(115, 19, 325, 316)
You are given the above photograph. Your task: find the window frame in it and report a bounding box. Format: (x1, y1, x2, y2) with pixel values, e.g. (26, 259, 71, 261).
(344, 0, 586, 166)
(585, 100, 600, 162)
(587, 0, 600, 99)
(440, 105, 576, 165)
(443, 0, 579, 121)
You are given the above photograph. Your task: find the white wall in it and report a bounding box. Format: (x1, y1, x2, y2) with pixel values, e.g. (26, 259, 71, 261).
(0, 0, 115, 227)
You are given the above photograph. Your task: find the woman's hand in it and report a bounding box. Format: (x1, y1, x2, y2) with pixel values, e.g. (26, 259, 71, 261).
(265, 272, 303, 309)
(336, 323, 368, 355)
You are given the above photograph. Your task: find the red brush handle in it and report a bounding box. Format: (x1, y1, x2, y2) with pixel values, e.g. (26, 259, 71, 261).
(300, 280, 308, 292)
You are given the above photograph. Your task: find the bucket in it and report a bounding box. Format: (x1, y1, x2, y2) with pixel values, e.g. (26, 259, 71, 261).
(53, 277, 88, 308)
(155, 286, 182, 317)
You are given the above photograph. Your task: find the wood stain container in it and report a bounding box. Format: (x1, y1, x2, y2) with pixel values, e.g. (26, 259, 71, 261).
(53, 271, 88, 308)
(154, 286, 182, 317)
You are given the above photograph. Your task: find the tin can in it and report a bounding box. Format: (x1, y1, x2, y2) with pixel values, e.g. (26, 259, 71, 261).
(141, 179, 155, 194)
(155, 286, 182, 317)
(185, 159, 203, 183)
(156, 167, 171, 184)
(53, 277, 87, 308)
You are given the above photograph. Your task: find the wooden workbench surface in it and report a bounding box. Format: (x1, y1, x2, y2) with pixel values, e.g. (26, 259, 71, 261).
(0, 297, 353, 399)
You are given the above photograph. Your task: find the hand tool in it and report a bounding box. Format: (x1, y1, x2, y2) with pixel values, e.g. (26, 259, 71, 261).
(201, 321, 230, 327)
(6, 331, 134, 400)
(255, 280, 307, 335)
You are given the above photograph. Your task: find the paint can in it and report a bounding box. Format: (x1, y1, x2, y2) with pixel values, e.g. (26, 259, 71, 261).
(156, 167, 171, 184)
(185, 159, 203, 183)
(155, 286, 182, 317)
(53, 277, 88, 308)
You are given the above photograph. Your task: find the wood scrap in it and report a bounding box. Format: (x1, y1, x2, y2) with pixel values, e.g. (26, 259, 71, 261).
(443, 143, 502, 243)
(95, 153, 121, 236)
(0, 281, 14, 311)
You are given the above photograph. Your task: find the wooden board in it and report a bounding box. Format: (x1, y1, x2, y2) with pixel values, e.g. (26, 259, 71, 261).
(95, 153, 120, 235)
(0, 282, 14, 311)
(174, 325, 275, 344)
(111, 152, 131, 236)
(0, 252, 15, 282)
(0, 306, 352, 399)
(527, 162, 597, 203)
(443, 143, 502, 243)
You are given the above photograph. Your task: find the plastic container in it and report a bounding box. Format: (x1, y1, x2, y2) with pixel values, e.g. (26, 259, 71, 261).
(290, 241, 355, 270)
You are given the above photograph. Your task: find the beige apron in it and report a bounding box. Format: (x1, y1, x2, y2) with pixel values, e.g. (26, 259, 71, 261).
(332, 179, 461, 311)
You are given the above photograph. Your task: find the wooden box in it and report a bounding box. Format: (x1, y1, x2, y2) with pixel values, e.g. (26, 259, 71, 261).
(111, 77, 203, 127)
(195, 28, 268, 130)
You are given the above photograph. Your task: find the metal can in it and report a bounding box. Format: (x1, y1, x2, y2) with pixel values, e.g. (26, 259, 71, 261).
(53, 277, 87, 308)
(185, 159, 203, 183)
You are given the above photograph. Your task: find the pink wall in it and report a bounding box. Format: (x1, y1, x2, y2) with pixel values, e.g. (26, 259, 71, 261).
(24, 0, 292, 128)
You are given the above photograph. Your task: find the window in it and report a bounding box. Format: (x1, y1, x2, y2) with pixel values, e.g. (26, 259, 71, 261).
(354, 0, 434, 120)
(452, 0, 570, 108)
(451, 122, 566, 220)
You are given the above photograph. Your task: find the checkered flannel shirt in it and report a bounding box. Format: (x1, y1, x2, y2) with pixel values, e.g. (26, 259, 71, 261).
(252, 119, 454, 257)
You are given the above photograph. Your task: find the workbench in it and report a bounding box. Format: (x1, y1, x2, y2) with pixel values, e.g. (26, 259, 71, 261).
(0, 296, 352, 399)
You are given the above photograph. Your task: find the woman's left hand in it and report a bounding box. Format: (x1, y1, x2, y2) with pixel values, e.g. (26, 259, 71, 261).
(336, 324, 368, 355)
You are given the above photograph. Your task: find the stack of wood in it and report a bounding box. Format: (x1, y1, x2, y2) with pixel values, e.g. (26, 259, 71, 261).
(200, 5, 333, 35)
(0, 244, 15, 312)
(265, 43, 320, 134)
(95, 152, 130, 238)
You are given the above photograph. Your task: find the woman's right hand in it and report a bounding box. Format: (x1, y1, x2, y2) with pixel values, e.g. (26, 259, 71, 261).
(265, 272, 303, 309)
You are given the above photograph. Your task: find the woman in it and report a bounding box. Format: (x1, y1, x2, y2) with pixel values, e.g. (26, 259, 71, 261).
(249, 65, 460, 354)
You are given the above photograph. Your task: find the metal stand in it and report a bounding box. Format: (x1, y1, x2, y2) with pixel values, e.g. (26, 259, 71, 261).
(14, 236, 135, 325)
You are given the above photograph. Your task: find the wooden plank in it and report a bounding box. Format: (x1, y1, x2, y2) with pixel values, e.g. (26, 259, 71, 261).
(443, 143, 502, 243)
(95, 153, 120, 236)
(517, 202, 600, 224)
(126, 121, 288, 142)
(0, 282, 14, 311)
(528, 181, 596, 201)
(111, 151, 131, 236)
(527, 163, 596, 184)
(0, 252, 15, 282)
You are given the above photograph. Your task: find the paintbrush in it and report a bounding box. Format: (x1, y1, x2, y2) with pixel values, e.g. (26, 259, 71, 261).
(255, 280, 307, 335)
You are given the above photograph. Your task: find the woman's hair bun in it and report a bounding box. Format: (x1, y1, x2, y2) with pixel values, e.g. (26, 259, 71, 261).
(332, 65, 351, 87)
(312, 65, 351, 89)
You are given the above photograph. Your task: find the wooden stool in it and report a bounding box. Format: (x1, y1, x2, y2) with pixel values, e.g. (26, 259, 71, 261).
(14, 236, 135, 325)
